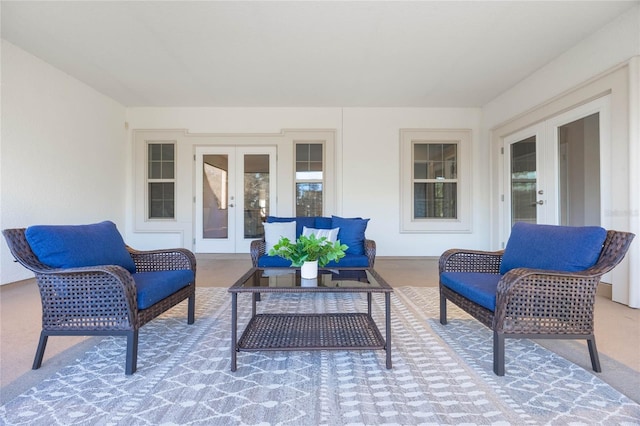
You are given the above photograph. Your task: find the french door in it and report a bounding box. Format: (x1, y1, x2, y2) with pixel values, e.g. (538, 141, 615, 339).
(503, 97, 610, 240)
(195, 146, 276, 253)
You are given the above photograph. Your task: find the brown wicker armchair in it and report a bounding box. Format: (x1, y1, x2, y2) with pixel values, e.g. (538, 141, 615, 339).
(2, 227, 196, 375)
(439, 228, 634, 376)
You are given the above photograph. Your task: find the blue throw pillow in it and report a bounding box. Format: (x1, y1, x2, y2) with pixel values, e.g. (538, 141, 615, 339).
(25, 221, 136, 273)
(500, 222, 607, 274)
(331, 216, 370, 256)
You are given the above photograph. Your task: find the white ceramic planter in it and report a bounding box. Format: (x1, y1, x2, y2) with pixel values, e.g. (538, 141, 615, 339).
(301, 260, 318, 279)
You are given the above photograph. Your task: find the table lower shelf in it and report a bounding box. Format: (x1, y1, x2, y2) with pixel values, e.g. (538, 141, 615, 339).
(237, 313, 386, 351)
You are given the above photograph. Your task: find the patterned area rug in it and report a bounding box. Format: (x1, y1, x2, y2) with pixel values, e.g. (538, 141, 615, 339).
(1, 287, 638, 425)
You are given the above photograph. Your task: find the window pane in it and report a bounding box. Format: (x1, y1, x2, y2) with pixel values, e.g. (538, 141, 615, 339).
(428, 144, 443, 161)
(414, 162, 428, 179)
(309, 144, 322, 161)
(149, 144, 162, 161)
(149, 182, 175, 219)
(162, 143, 174, 161)
(161, 162, 174, 179)
(296, 183, 323, 216)
(414, 182, 456, 218)
(414, 144, 429, 161)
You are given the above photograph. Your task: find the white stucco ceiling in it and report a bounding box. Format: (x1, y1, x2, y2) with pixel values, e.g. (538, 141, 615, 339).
(1, 1, 637, 107)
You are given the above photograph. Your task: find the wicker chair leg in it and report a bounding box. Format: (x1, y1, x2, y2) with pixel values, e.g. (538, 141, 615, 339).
(439, 293, 448, 325)
(587, 336, 602, 373)
(187, 293, 195, 325)
(125, 331, 139, 375)
(33, 332, 48, 370)
(493, 331, 505, 376)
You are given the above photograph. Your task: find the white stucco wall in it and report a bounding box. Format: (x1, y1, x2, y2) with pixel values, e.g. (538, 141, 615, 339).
(0, 41, 127, 285)
(125, 107, 485, 257)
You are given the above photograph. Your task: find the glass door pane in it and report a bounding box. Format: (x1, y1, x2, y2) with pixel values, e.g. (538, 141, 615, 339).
(203, 154, 229, 239)
(558, 113, 600, 226)
(243, 154, 270, 239)
(510, 136, 537, 225)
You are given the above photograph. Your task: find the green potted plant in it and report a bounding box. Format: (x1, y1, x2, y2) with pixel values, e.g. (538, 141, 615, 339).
(268, 234, 348, 278)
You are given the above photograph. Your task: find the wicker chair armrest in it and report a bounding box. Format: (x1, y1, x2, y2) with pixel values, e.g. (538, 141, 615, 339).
(439, 249, 504, 274)
(34, 265, 137, 325)
(250, 239, 267, 267)
(493, 267, 602, 333)
(364, 239, 376, 267)
(128, 247, 196, 273)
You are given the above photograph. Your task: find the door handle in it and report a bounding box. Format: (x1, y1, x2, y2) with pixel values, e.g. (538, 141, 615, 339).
(229, 203, 235, 208)
(531, 200, 544, 206)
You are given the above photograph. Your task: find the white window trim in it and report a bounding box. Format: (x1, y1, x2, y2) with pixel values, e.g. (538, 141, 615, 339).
(400, 129, 472, 233)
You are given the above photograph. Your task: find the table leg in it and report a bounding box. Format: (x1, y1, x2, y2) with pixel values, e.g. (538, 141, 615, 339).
(231, 293, 238, 372)
(385, 292, 392, 369)
(367, 292, 372, 316)
(252, 293, 257, 317)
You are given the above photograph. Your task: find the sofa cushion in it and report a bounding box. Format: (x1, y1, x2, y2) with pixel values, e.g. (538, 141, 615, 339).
(325, 254, 369, 268)
(264, 221, 297, 252)
(25, 221, 136, 273)
(258, 253, 369, 268)
(440, 272, 501, 311)
(258, 255, 294, 268)
(302, 226, 340, 242)
(331, 216, 369, 255)
(315, 217, 333, 229)
(500, 222, 607, 274)
(132, 270, 194, 310)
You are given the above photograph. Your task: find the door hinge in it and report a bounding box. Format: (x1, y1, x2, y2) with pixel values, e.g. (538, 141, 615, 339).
(500, 147, 504, 155)
(193, 238, 196, 245)
(501, 194, 504, 202)
(194, 154, 196, 161)
(193, 196, 196, 203)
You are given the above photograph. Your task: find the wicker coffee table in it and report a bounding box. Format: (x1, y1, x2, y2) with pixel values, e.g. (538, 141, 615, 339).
(228, 267, 393, 371)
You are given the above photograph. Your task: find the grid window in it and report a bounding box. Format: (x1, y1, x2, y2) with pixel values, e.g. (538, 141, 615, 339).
(413, 143, 457, 219)
(147, 143, 175, 219)
(295, 143, 323, 216)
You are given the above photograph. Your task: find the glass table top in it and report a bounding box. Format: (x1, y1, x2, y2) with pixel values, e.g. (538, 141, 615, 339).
(229, 268, 393, 293)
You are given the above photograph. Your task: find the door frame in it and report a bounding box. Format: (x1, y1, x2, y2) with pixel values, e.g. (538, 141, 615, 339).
(194, 145, 277, 253)
(500, 96, 611, 245)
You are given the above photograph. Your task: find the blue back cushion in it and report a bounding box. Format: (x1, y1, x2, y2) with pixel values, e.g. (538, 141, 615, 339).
(25, 221, 136, 273)
(500, 222, 607, 274)
(331, 216, 369, 255)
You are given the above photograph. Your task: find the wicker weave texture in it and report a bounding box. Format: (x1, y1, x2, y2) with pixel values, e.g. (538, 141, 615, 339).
(439, 228, 635, 375)
(238, 313, 385, 350)
(2, 227, 197, 374)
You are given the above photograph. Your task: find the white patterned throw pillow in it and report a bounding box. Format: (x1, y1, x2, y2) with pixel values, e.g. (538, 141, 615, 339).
(264, 221, 297, 252)
(302, 226, 340, 243)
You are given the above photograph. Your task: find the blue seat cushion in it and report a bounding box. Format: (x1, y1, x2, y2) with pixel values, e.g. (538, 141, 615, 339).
(132, 270, 194, 310)
(257, 254, 369, 268)
(331, 216, 370, 255)
(500, 222, 607, 274)
(258, 255, 293, 268)
(440, 272, 501, 312)
(325, 255, 369, 268)
(25, 221, 136, 273)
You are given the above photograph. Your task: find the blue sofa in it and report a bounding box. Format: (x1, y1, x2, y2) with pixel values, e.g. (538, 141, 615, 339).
(2, 221, 196, 375)
(250, 215, 375, 268)
(439, 222, 634, 376)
